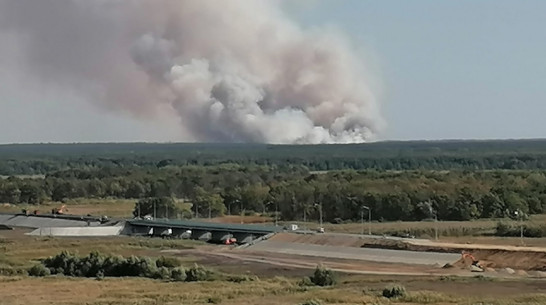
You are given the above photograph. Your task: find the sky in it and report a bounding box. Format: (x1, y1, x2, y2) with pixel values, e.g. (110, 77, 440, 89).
(1, 0, 545, 143)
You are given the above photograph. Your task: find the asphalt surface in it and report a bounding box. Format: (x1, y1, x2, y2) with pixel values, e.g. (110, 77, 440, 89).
(0, 214, 100, 228)
(248, 240, 460, 265)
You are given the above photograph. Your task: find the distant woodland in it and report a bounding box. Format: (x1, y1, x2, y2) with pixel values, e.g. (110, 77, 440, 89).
(1, 140, 546, 222)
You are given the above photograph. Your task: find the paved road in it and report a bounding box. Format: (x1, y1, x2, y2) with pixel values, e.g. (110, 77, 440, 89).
(248, 240, 460, 265)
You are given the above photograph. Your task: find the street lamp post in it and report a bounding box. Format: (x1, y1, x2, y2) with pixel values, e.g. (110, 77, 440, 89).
(194, 200, 198, 218)
(515, 210, 524, 245)
(361, 205, 371, 236)
(428, 206, 438, 241)
(240, 200, 244, 224)
(275, 201, 278, 227)
(267, 201, 279, 227)
(434, 212, 438, 241)
(314, 203, 323, 229)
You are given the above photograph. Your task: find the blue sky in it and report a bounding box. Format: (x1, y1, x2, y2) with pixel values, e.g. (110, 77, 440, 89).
(286, 0, 546, 140)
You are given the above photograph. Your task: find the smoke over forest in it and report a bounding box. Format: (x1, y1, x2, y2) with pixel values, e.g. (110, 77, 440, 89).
(0, 0, 383, 144)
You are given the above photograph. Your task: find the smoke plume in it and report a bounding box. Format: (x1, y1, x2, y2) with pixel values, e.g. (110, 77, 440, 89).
(0, 0, 384, 144)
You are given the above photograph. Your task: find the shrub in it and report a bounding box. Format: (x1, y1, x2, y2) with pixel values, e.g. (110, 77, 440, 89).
(95, 270, 105, 281)
(382, 285, 407, 298)
(298, 276, 313, 287)
(309, 266, 336, 286)
(0, 266, 27, 276)
(156, 256, 181, 268)
(154, 266, 171, 280)
(32, 251, 232, 282)
(226, 274, 254, 283)
(300, 300, 322, 305)
(186, 264, 215, 282)
(170, 267, 187, 281)
(206, 296, 222, 304)
(28, 264, 51, 277)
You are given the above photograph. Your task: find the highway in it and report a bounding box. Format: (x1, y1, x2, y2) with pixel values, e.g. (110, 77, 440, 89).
(248, 240, 460, 265)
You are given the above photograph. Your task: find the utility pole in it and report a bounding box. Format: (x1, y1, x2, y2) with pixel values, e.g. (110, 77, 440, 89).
(137, 201, 141, 219)
(153, 201, 156, 220)
(208, 201, 212, 219)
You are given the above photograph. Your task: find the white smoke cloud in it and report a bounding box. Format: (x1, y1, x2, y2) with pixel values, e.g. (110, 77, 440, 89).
(0, 0, 384, 144)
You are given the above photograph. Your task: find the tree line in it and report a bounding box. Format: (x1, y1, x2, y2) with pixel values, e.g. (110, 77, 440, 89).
(3, 140, 546, 175)
(2, 165, 545, 222)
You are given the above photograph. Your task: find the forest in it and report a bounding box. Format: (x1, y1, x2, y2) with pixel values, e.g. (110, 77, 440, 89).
(1, 139, 546, 222)
(2, 139, 546, 175)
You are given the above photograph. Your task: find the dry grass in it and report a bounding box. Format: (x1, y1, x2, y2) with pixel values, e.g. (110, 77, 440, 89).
(0, 230, 201, 268)
(0, 199, 136, 217)
(280, 214, 546, 239)
(0, 198, 193, 218)
(1, 276, 545, 305)
(1, 231, 545, 305)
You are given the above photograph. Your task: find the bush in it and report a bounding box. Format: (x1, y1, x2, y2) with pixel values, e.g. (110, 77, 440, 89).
(28, 264, 50, 277)
(383, 285, 407, 298)
(170, 267, 187, 281)
(300, 300, 322, 305)
(206, 297, 222, 304)
(95, 270, 105, 281)
(496, 222, 546, 238)
(153, 266, 171, 280)
(298, 276, 313, 287)
(156, 256, 181, 268)
(32, 251, 228, 283)
(226, 274, 254, 283)
(309, 266, 336, 286)
(0, 266, 27, 276)
(186, 264, 216, 282)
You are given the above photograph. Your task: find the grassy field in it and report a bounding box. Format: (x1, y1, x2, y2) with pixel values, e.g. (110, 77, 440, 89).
(2, 275, 546, 305)
(0, 198, 194, 218)
(1, 230, 545, 305)
(0, 230, 202, 269)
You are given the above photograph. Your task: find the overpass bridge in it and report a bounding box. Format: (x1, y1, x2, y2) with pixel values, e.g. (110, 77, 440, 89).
(0, 213, 283, 243)
(126, 219, 283, 244)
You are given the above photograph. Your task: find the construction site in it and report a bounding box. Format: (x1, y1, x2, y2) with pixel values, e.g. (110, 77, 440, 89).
(2, 209, 546, 279)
